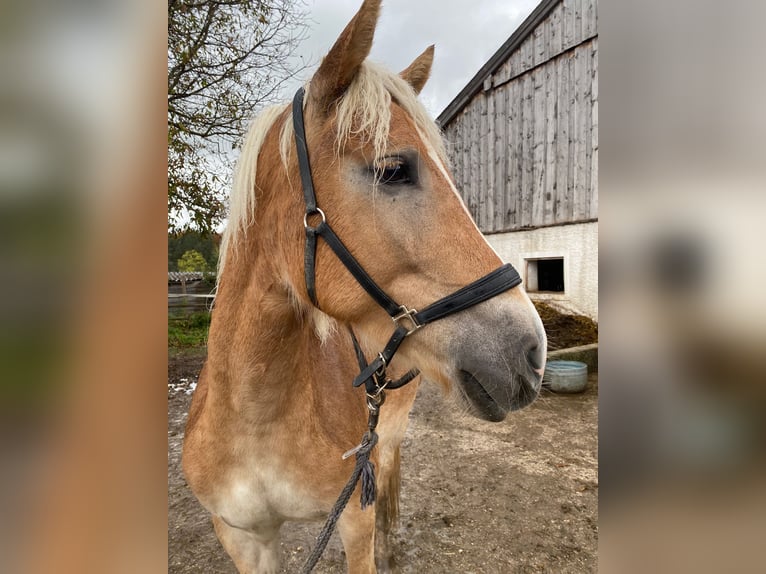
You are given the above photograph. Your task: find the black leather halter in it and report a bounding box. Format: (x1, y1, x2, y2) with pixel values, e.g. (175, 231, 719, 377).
(292, 87, 522, 395)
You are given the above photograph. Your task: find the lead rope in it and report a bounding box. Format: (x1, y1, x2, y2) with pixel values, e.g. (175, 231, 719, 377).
(299, 428, 379, 574)
(300, 330, 416, 574)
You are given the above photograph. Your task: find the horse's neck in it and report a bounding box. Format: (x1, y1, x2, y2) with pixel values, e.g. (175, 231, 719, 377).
(205, 262, 323, 423)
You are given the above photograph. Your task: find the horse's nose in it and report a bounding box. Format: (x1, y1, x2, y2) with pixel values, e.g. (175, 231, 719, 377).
(527, 343, 545, 370)
(525, 339, 547, 380)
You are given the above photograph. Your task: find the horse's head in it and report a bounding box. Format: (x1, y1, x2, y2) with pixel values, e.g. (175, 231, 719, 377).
(233, 0, 546, 420)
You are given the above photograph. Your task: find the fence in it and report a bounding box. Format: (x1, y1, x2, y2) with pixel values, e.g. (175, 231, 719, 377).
(168, 273, 215, 315)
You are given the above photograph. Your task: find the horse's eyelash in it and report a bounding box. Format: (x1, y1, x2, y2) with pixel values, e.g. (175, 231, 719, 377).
(374, 157, 405, 170)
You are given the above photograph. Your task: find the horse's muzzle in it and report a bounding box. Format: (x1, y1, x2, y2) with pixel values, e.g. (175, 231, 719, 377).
(453, 322, 546, 421)
(457, 367, 541, 422)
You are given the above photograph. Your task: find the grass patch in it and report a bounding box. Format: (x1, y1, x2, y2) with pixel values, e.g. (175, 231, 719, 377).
(168, 311, 211, 348)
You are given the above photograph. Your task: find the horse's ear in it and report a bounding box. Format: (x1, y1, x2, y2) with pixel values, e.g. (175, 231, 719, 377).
(310, 0, 381, 113)
(400, 45, 434, 95)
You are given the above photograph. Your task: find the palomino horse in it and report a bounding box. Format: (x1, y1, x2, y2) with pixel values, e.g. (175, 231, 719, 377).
(182, 1, 547, 572)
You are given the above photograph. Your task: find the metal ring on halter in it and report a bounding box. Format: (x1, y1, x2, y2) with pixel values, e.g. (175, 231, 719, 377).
(366, 380, 389, 403)
(366, 390, 386, 410)
(303, 208, 326, 229)
(375, 352, 388, 376)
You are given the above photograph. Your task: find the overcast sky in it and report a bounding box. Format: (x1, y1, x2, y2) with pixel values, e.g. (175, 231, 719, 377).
(284, 0, 539, 118)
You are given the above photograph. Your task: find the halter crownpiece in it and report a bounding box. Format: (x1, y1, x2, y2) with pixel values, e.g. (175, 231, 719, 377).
(292, 86, 522, 395)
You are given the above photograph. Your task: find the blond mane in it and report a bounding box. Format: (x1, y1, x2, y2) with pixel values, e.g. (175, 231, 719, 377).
(218, 61, 447, 341)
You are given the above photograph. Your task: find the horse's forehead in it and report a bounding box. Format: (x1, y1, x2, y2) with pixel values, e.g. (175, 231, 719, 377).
(387, 104, 427, 145)
(310, 101, 426, 149)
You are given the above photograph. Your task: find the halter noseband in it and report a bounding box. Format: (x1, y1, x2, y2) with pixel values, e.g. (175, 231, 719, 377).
(292, 86, 522, 395)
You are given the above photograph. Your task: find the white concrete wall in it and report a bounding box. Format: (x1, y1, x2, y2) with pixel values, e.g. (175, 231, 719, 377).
(486, 221, 598, 320)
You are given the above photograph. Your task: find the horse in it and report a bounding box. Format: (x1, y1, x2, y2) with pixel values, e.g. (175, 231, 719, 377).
(182, 1, 547, 572)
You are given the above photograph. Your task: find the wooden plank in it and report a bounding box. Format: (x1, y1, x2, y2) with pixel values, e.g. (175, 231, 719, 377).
(523, 34, 534, 75)
(455, 117, 461, 200)
(590, 37, 599, 218)
(549, 3, 563, 57)
(534, 23, 545, 68)
(531, 67, 546, 227)
(583, 0, 596, 38)
(574, 44, 591, 219)
(469, 100, 480, 220)
(461, 109, 471, 208)
(445, 123, 454, 188)
(493, 61, 504, 88)
(566, 50, 577, 222)
(517, 76, 526, 229)
(457, 121, 465, 195)
(571, 47, 582, 221)
(590, 141, 598, 218)
(520, 72, 534, 227)
(486, 88, 496, 232)
(564, 54, 575, 222)
(508, 79, 522, 229)
(591, 37, 599, 119)
(593, 0, 599, 36)
(544, 60, 558, 225)
(494, 84, 507, 231)
(515, 76, 525, 229)
(563, 0, 574, 49)
(502, 79, 511, 229)
(574, 0, 583, 45)
(475, 100, 482, 227)
(479, 93, 488, 229)
(572, 48, 582, 222)
(449, 122, 458, 195)
(450, 123, 461, 201)
(582, 42, 593, 220)
(509, 49, 520, 82)
(504, 82, 514, 230)
(456, 114, 464, 204)
(470, 102, 481, 221)
(444, 124, 453, 180)
(555, 55, 570, 223)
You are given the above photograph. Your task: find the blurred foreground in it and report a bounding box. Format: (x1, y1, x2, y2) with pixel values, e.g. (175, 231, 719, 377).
(600, 1, 766, 571)
(0, 1, 167, 572)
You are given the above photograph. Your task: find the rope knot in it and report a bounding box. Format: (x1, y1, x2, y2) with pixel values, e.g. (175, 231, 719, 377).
(356, 431, 378, 510)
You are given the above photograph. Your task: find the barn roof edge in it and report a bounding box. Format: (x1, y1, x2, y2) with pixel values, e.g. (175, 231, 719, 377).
(436, 0, 561, 128)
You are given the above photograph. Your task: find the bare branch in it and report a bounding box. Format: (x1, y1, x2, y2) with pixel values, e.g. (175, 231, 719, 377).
(168, 0, 310, 232)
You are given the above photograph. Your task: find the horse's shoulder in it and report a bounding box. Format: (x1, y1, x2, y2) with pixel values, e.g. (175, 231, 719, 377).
(185, 362, 209, 436)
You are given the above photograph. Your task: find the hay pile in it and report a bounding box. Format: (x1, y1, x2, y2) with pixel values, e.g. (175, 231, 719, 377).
(533, 302, 598, 351)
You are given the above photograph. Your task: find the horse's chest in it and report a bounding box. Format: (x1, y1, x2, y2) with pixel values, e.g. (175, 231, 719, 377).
(213, 451, 327, 529)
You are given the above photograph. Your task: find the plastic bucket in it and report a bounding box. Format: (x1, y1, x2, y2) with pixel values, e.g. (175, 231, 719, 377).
(544, 360, 588, 393)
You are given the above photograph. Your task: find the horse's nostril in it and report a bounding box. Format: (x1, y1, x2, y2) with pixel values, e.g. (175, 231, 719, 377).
(526, 344, 545, 371)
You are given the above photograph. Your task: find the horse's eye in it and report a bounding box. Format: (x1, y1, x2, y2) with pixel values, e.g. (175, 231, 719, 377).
(373, 157, 413, 185)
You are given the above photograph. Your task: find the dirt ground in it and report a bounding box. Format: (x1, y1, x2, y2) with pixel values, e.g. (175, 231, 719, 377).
(168, 349, 598, 573)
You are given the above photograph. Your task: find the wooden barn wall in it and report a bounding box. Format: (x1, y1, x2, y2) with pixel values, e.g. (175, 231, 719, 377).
(443, 0, 598, 233)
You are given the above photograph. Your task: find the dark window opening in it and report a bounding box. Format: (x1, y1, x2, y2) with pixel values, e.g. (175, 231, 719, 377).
(526, 258, 565, 292)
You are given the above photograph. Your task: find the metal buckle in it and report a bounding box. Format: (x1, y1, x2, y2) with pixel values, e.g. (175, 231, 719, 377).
(303, 208, 326, 229)
(366, 388, 387, 408)
(392, 305, 422, 336)
(374, 352, 388, 376)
